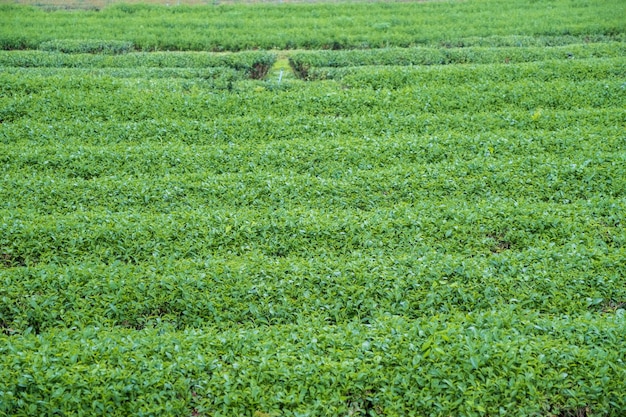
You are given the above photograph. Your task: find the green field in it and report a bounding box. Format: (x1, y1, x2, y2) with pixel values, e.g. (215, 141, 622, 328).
(1, 0, 625, 416)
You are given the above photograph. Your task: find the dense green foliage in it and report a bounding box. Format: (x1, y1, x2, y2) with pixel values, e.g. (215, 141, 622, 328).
(39, 39, 135, 54)
(0, 50, 276, 79)
(1, 0, 625, 51)
(289, 42, 626, 79)
(1, 0, 626, 416)
(1, 313, 624, 416)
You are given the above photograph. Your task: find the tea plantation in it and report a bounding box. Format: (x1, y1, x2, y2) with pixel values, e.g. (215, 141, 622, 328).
(0, 0, 625, 415)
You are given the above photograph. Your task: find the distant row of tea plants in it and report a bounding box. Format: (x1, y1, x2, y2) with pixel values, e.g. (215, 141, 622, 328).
(0, 0, 624, 51)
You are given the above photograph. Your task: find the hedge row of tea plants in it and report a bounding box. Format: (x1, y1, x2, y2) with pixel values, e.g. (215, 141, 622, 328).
(289, 42, 626, 79)
(302, 57, 626, 87)
(0, 0, 624, 51)
(1, 74, 623, 126)
(1, 311, 625, 416)
(39, 39, 135, 54)
(0, 50, 276, 79)
(1, 200, 625, 332)
(2, 66, 246, 86)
